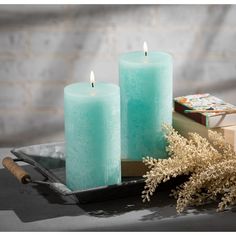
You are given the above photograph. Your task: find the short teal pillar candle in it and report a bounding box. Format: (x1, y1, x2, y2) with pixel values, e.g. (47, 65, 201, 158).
(119, 50, 173, 160)
(64, 81, 121, 191)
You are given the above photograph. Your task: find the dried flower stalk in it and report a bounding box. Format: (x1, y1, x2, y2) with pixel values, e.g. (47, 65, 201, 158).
(142, 125, 236, 213)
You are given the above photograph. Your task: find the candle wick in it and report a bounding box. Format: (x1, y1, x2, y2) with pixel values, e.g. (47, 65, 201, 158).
(145, 51, 147, 56)
(92, 83, 94, 88)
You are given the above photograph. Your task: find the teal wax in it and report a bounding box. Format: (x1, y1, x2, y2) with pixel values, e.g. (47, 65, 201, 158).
(119, 51, 173, 160)
(64, 83, 121, 191)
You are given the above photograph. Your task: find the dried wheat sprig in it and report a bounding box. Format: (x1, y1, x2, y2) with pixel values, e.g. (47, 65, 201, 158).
(218, 185, 236, 211)
(208, 130, 235, 159)
(176, 159, 236, 213)
(142, 124, 236, 213)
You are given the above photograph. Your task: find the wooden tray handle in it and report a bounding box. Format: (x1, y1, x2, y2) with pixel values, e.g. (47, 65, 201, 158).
(2, 157, 31, 184)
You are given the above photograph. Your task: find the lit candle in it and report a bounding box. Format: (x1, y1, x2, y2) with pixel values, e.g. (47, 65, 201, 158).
(64, 71, 121, 191)
(90, 70, 95, 88)
(143, 41, 148, 56)
(119, 42, 173, 160)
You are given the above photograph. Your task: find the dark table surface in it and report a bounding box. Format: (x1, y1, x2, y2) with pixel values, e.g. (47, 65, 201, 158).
(0, 148, 236, 232)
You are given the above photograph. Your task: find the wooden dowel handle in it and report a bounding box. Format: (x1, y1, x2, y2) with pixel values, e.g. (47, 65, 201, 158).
(2, 157, 31, 184)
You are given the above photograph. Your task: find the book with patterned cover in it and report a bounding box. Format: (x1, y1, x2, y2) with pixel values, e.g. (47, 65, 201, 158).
(174, 93, 236, 128)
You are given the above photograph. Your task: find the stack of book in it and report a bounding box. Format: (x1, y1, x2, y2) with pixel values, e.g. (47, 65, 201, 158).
(173, 93, 236, 151)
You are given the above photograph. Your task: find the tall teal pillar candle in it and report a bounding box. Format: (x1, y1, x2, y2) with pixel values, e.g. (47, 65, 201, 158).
(119, 45, 173, 160)
(64, 73, 121, 191)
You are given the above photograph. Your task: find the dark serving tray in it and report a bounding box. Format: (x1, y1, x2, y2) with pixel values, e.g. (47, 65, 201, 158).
(3, 142, 187, 204)
(6, 142, 144, 204)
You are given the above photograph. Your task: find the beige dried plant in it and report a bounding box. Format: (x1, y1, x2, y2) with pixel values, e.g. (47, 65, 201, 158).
(142, 125, 236, 213)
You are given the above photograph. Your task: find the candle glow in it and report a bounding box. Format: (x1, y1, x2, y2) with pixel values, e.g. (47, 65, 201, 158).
(143, 41, 148, 56)
(90, 70, 95, 88)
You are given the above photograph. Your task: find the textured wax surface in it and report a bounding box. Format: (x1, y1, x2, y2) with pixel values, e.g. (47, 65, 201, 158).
(119, 51, 173, 160)
(64, 83, 121, 191)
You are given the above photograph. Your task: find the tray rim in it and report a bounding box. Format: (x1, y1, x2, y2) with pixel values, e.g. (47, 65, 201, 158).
(11, 147, 145, 197)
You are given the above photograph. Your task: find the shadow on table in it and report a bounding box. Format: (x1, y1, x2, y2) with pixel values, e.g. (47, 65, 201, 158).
(139, 200, 219, 222)
(0, 166, 83, 222)
(79, 188, 222, 222)
(0, 164, 177, 223)
(79, 190, 176, 217)
(1, 165, 233, 224)
(0, 163, 178, 223)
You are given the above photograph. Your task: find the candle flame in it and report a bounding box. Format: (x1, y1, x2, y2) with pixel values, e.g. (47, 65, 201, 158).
(90, 70, 95, 88)
(143, 41, 148, 56)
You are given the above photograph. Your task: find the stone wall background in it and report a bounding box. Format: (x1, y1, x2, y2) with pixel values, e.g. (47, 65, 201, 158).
(0, 5, 235, 146)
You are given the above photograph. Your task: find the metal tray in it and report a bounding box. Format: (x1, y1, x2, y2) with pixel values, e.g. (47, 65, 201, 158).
(4, 142, 187, 204)
(6, 142, 144, 204)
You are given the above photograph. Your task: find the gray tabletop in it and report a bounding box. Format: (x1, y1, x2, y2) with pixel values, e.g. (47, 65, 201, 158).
(0, 148, 236, 232)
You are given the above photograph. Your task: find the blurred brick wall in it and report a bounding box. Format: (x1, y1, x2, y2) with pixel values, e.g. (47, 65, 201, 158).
(0, 5, 235, 146)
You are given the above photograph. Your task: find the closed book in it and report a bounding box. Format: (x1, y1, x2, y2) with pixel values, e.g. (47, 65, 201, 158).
(173, 112, 236, 152)
(174, 93, 236, 128)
